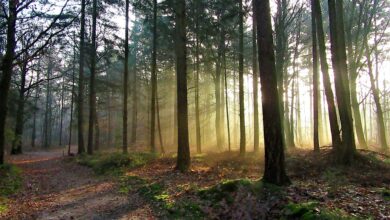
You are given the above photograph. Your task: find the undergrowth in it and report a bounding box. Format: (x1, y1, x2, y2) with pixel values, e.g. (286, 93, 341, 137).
(0, 164, 22, 214)
(76, 152, 157, 175)
(283, 202, 357, 220)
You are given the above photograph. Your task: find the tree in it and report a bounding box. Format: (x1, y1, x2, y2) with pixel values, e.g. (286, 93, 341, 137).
(78, 0, 86, 154)
(87, 0, 98, 155)
(238, 0, 246, 156)
(328, 0, 356, 164)
(175, 0, 190, 172)
(364, 37, 388, 150)
(252, 0, 259, 152)
(0, 0, 17, 164)
(123, 0, 130, 154)
(254, 0, 290, 185)
(313, 0, 342, 150)
(150, 0, 157, 153)
(311, 0, 320, 152)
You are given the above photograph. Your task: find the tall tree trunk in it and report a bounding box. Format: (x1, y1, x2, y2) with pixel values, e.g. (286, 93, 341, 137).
(12, 58, 28, 155)
(69, 40, 76, 155)
(175, 0, 190, 172)
(150, 0, 157, 153)
(254, 0, 290, 185)
(313, 0, 342, 150)
(311, 0, 320, 152)
(328, 0, 356, 164)
(252, 0, 260, 152)
(87, 0, 98, 155)
(0, 0, 17, 164)
(44, 58, 53, 149)
(78, 0, 86, 154)
(195, 9, 201, 154)
(156, 95, 165, 153)
(94, 108, 99, 151)
(131, 52, 138, 144)
(31, 66, 40, 149)
(239, 0, 246, 156)
(123, 0, 130, 153)
(59, 77, 65, 147)
(215, 31, 224, 150)
(223, 47, 231, 152)
(364, 38, 388, 150)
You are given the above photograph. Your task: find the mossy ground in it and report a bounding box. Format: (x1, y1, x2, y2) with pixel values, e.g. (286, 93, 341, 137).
(0, 164, 22, 214)
(75, 148, 389, 219)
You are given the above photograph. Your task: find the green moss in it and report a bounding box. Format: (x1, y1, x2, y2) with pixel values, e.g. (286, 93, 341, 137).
(167, 200, 204, 219)
(77, 152, 157, 175)
(119, 175, 147, 194)
(198, 179, 252, 204)
(283, 202, 357, 220)
(0, 197, 8, 215)
(382, 188, 390, 201)
(0, 164, 22, 197)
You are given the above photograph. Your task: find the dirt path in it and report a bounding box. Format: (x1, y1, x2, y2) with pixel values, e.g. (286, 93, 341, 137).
(2, 149, 155, 220)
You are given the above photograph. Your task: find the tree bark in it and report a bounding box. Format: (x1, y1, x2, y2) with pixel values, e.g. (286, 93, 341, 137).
(195, 6, 201, 154)
(87, 0, 98, 155)
(313, 0, 342, 150)
(328, 0, 356, 164)
(131, 51, 138, 144)
(239, 0, 246, 156)
(364, 38, 388, 150)
(311, 0, 320, 152)
(0, 0, 17, 164)
(123, 0, 130, 153)
(255, 0, 290, 185)
(11, 57, 28, 155)
(175, 0, 190, 172)
(252, 0, 259, 152)
(78, 0, 86, 154)
(59, 76, 65, 147)
(150, 0, 157, 153)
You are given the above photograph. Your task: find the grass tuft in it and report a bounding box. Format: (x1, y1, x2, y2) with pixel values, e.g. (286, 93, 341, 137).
(0, 164, 22, 197)
(283, 202, 357, 220)
(77, 152, 157, 175)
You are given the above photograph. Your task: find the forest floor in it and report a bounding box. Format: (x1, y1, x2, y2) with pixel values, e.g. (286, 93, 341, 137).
(0, 149, 155, 219)
(0, 147, 390, 219)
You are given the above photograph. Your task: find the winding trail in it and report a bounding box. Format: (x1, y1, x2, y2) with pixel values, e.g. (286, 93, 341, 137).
(2, 149, 155, 220)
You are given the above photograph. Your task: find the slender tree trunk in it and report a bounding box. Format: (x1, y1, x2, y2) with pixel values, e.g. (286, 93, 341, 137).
(239, 0, 246, 156)
(313, 0, 342, 150)
(31, 67, 40, 149)
(150, 0, 157, 153)
(252, 1, 260, 152)
(223, 48, 231, 152)
(328, 0, 356, 164)
(78, 0, 86, 154)
(312, 0, 320, 152)
(195, 11, 202, 154)
(364, 38, 388, 150)
(59, 77, 65, 147)
(0, 0, 17, 164)
(94, 108, 99, 151)
(12, 59, 28, 155)
(87, 0, 98, 155)
(131, 52, 138, 144)
(123, 0, 130, 153)
(175, 0, 190, 172)
(69, 36, 76, 155)
(156, 95, 165, 154)
(255, 0, 290, 185)
(44, 58, 53, 149)
(215, 31, 224, 150)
